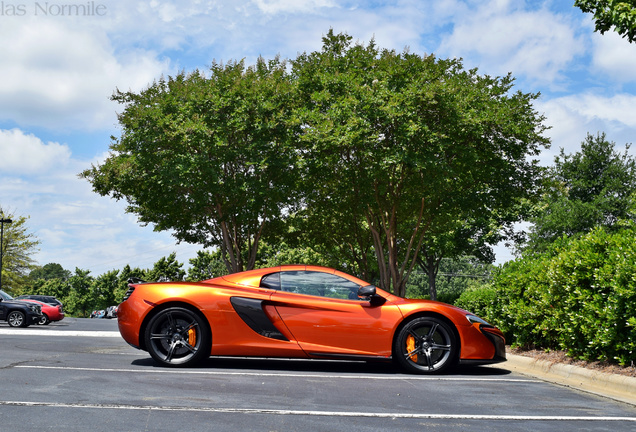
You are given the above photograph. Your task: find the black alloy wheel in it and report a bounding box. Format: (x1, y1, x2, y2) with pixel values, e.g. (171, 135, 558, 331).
(7, 310, 27, 328)
(144, 307, 210, 367)
(394, 316, 457, 374)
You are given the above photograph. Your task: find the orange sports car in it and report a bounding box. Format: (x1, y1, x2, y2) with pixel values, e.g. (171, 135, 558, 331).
(118, 265, 505, 373)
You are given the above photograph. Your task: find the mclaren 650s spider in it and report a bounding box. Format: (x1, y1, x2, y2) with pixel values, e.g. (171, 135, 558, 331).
(117, 265, 506, 374)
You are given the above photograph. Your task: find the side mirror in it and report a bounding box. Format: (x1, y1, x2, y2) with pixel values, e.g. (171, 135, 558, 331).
(358, 285, 376, 298)
(358, 285, 386, 305)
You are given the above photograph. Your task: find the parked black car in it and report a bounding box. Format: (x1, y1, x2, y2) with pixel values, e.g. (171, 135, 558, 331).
(0, 290, 43, 327)
(15, 294, 63, 307)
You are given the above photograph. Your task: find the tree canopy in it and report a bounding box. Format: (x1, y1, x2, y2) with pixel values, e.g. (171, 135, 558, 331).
(82, 31, 549, 297)
(291, 31, 549, 296)
(81, 57, 298, 274)
(525, 132, 636, 252)
(29, 262, 71, 281)
(575, 0, 636, 43)
(0, 208, 40, 293)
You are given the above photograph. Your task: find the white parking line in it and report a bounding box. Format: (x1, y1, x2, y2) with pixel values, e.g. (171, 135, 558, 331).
(0, 400, 635, 421)
(16, 365, 539, 382)
(0, 329, 121, 337)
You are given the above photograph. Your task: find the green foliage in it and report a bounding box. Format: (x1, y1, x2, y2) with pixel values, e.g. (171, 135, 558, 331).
(282, 211, 378, 283)
(256, 241, 336, 269)
(81, 57, 299, 274)
(454, 285, 499, 323)
(29, 263, 71, 281)
(145, 252, 185, 282)
(292, 30, 549, 296)
(0, 208, 40, 294)
(186, 250, 228, 281)
(64, 268, 94, 318)
(407, 256, 494, 303)
(488, 226, 636, 365)
(526, 133, 636, 252)
(575, 0, 636, 42)
(91, 270, 120, 311)
(80, 31, 547, 297)
(20, 255, 187, 316)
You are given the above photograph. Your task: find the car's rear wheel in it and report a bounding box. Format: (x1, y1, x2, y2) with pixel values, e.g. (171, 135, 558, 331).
(7, 311, 27, 328)
(144, 306, 210, 367)
(38, 314, 50, 325)
(394, 316, 457, 374)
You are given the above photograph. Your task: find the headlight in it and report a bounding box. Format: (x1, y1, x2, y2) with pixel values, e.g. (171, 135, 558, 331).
(466, 314, 491, 326)
(28, 304, 41, 314)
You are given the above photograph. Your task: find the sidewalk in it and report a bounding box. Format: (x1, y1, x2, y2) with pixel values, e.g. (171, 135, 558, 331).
(496, 353, 636, 406)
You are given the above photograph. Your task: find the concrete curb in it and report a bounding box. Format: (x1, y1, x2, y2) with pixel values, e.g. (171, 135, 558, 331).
(497, 354, 636, 406)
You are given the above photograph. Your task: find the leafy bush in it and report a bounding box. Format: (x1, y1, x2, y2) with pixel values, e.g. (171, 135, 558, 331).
(454, 285, 498, 323)
(487, 226, 636, 365)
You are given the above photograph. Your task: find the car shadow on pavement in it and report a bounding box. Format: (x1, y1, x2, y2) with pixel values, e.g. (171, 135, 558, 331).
(131, 356, 511, 376)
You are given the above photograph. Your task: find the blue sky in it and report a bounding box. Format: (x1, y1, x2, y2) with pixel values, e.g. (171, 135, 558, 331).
(1, 0, 635, 275)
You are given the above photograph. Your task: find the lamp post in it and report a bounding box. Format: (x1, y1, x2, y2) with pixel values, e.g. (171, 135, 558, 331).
(0, 218, 12, 291)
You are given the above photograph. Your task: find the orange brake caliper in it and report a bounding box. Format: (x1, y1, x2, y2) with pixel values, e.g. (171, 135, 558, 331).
(406, 334, 417, 362)
(188, 328, 196, 346)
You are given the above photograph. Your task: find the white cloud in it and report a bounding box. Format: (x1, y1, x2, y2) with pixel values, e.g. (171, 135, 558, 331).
(0, 129, 71, 175)
(536, 92, 636, 164)
(0, 132, 203, 274)
(0, 16, 169, 131)
(565, 93, 636, 128)
(438, 0, 584, 86)
(252, 0, 337, 15)
(591, 31, 636, 83)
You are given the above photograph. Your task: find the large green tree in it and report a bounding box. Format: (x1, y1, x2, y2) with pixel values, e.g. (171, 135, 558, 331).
(0, 208, 40, 293)
(145, 252, 186, 282)
(292, 31, 549, 297)
(29, 263, 71, 281)
(525, 132, 636, 252)
(81, 57, 298, 274)
(91, 270, 120, 310)
(575, 0, 636, 43)
(186, 250, 228, 281)
(66, 268, 94, 317)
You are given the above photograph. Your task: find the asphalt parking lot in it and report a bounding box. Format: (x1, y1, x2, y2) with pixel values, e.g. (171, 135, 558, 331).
(1, 318, 635, 432)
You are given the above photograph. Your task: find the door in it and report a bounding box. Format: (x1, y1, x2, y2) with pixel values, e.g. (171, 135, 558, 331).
(270, 270, 402, 358)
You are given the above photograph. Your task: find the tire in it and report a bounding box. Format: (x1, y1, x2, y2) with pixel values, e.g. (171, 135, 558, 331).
(144, 306, 210, 367)
(393, 316, 458, 374)
(38, 314, 50, 325)
(7, 310, 27, 328)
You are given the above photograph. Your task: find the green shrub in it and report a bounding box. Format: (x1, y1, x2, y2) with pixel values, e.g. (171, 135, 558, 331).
(488, 226, 636, 365)
(454, 285, 498, 324)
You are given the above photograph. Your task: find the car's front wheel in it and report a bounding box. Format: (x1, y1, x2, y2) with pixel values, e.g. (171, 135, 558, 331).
(7, 311, 27, 328)
(38, 314, 50, 325)
(144, 306, 210, 367)
(394, 316, 457, 374)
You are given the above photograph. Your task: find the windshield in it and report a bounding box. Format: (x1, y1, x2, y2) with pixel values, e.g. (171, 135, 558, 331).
(0, 290, 13, 301)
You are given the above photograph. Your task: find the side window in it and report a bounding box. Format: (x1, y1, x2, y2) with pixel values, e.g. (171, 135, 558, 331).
(260, 272, 281, 290)
(280, 271, 361, 300)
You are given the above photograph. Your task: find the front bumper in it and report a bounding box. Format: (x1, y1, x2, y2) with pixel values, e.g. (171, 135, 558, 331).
(27, 311, 42, 324)
(458, 323, 507, 366)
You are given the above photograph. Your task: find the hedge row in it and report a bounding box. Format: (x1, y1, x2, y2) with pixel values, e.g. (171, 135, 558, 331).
(455, 226, 636, 366)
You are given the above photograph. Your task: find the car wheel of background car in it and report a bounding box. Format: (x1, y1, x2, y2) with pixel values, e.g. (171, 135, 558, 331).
(38, 314, 50, 325)
(144, 306, 210, 367)
(393, 316, 457, 374)
(7, 310, 27, 328)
